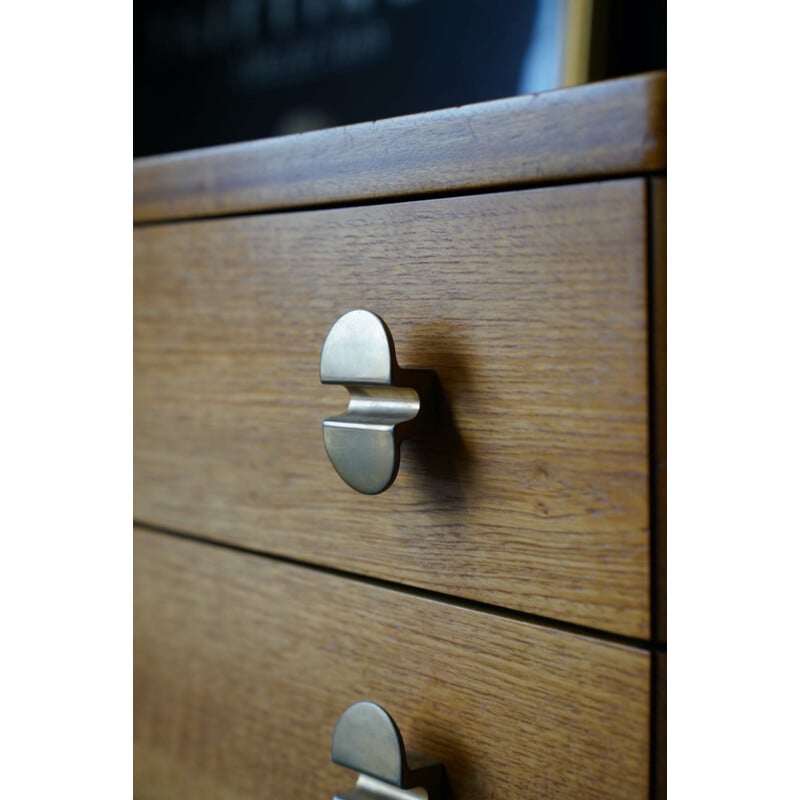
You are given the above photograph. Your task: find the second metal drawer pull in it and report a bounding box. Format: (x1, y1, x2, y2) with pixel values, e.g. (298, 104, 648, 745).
(332, 701, 445, 800)
(320, 310, 436, 494)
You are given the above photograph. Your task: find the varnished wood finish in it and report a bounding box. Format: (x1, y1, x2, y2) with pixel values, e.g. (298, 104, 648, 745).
(134, 180, 650, 637)
(133, 72, 665, 223)
(650, 177, 667, 642)
(134, 528, 651, 799)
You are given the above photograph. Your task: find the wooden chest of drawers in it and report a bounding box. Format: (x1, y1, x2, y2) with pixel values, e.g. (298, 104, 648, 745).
(134, 71, 666, 798)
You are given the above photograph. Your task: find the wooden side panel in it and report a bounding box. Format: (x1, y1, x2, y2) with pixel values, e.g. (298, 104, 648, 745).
(134, 528, 651, 799)
(650, 176, 667, 642)
(133, 72, 666, 222)
(134, 180, 650, 637)
(652, 651, 667, 800)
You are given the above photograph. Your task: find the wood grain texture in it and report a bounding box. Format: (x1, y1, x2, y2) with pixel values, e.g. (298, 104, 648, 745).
(134, 527, 651, 799)
(133, 71, 665, 223)
(134, 180, 650, 638)
(650, 176, 666, 642)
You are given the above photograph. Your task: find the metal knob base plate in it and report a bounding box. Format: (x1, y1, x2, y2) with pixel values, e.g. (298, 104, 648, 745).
(332, 701, 445, 800)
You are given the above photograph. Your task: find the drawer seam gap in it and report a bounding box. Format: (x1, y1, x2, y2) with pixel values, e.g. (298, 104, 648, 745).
(133, 518, 665, 653)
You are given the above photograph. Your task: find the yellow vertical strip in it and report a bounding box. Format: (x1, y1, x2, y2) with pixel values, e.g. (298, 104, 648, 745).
(562, 0, 594, 87)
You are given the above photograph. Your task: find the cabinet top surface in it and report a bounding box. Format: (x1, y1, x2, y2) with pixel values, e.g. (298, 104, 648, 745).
(133, 71, 665, 223)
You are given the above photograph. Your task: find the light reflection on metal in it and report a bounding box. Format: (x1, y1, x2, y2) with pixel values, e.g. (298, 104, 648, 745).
(320, 310, 436, 494)
(332, 701, 445, 800)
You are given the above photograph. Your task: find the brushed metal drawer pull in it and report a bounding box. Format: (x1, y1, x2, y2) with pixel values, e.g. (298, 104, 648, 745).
(332, 701, 445, 800)
(320, 310, 436, 494)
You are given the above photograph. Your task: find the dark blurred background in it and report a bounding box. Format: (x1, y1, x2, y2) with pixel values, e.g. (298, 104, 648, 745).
(134, 0, 665, 157)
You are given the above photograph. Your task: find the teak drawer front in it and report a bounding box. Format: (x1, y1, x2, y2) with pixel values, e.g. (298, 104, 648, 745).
(134, 179, 649, 637)
(134, 528, 651, 799)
